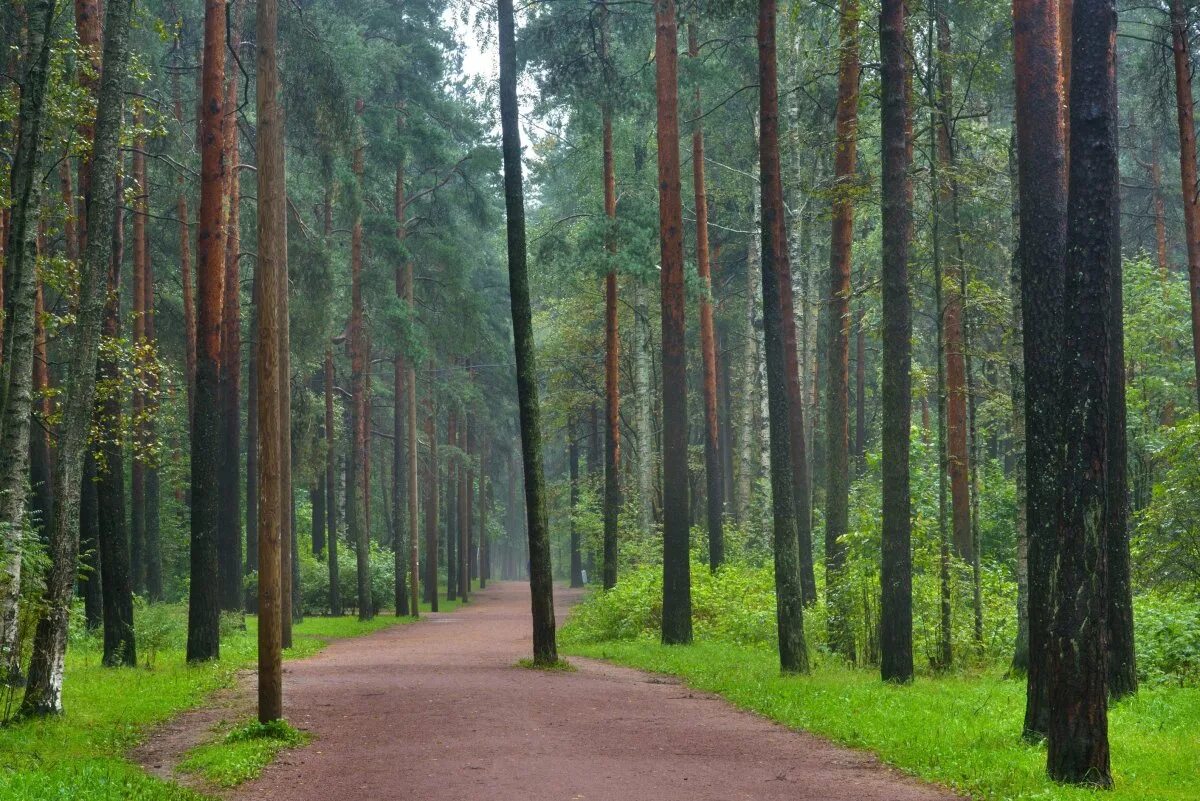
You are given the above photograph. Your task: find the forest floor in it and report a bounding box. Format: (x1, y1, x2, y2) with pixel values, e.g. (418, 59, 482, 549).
(190, 581, 956, 801)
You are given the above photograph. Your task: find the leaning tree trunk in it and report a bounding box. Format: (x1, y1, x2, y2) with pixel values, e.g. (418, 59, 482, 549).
(878, 0, 914, 685)
(758, 0, 808, 674)
(22, 0, 137, 715)
(187, 0, 227, 663)
(824, 0, 859, 662)
(1046, 0, 1115, 785)
(255, 0, 286, 718)
(1013, 0, 1067, 742)
(499, 0, 557, 664)
(0, 0, 56, 680)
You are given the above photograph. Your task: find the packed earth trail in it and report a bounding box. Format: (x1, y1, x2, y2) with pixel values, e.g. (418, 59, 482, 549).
(229, 582, 958, 801)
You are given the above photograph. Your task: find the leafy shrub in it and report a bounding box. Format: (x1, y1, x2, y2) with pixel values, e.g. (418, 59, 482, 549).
(1134, 592, 1200, 687)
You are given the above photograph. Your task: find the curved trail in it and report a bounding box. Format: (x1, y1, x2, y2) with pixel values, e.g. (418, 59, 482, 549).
(237, 582, 957, 801)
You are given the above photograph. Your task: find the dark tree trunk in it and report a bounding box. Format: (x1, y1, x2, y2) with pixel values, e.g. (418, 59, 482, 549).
(394, 152, 410, 616)
(1171, 0, 1200, 411)
(187, 0, 227, 662)
(879, 0, 914, 684)
(349, 99, 371, 621)
(22, 0, 137, 715)
(759, 0, 809, 674)
(131, 114, 147, 596)
(424, 400, 439, 611)
(824, 0, 859, 661)
(1013, 0, 1067, 742)
(499, 0, 557, 663)
(654, 0, 693, 646)
(325, 349, 340, 615)
(139, 122, 163, 603)
(1046, 0, 1115, 785)
(460, 416, 471, 602)
(99, 172, 135, 667)
(446, 411, 459, 602)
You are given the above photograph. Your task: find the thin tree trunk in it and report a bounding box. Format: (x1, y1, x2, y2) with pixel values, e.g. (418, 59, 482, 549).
(254, 0, 285, 719)
(324, 349, 340, 615)
(688, 22, 725, 572)
(499, 0, 557, 663)
(172, 34, 197, 420)
(759, 0, 808, 673)
(634, 279, 655, 533)
(218, 17, 243, 612)
(461, 416, 471, 602)
(446, 410, 458, 601)
(1009, 135, 1030, 675)
(245, 269, 260, 612)
(187, 0, 227, 663)
(600, 6, 622, 591)
(22, 0, 137, 714)
(393, 151, 410, 616)
(825, 0, 859, 662)
(1013, 0, 1067, 742)
(1047, 0, 1114, 784)
(569, 424, 583, 588)
(131, 111, 147, 596)
(425, 399, 439, 610)
(349, 98, 371, 621)
(879, 0, 914, 684)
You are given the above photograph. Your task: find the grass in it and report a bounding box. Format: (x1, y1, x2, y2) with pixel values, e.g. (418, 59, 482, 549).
(563, 639, 1200, 801)
(515, 657, 576, 672)
(177, 720, 309, 788)
(0, 593, 467, 801)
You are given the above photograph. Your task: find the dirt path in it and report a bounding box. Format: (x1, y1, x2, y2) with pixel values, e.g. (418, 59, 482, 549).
(225, 582, 957, 801)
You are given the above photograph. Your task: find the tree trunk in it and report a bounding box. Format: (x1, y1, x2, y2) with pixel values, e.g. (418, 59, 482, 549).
(393, 155, 410, 616)
(569, 424, 583, 588)
(324, 349, 340, 615)
(245, 269, 260, 611)
(172, 33, 197, 421)
(634, 279, 655, 535)
(1009, 135, 1030, 675)
(934, 8, 971, 564)
(1013, 0, 1067, 742)
(22, 0, 138, 714)
(424, 398, 439, 611)
(0, 0, 55, 679)
(350, 98, 371, 621)
(218, 17, 243, 612)
(446, 411, 459, 601)
(131, 111, 148, 597)
(688, 22, 725, 572)
(254, 0, 285, 719)
(461, 416, 471, 602)
(1046, 0, 1115, 784)
(187, 0, 227, 663)
(600, 8, 622, 591)
(825, 0, 859, 662)
(499, 0, 557, 664)
(654, 0, 692, 646)
(879, 0, 914, 684)
(758, 0, 808, 674)
(80, 457, 102, 629)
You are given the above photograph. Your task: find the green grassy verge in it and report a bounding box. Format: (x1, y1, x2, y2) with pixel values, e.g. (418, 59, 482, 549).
(563, 640, 1199, 801)
(177, 720, 309, 788)
(0, 592, 467, 801)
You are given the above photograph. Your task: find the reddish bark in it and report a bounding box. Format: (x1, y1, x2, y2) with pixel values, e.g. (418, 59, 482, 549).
(188, 0, 227, 662)
(655, 0, 692, 645)
(1171, 0, 1200, 408)
(689, 22, 725, 571)
(218, 20, 243, 611)
(600, 5, 621, 591)
(825, 0, 859, 659)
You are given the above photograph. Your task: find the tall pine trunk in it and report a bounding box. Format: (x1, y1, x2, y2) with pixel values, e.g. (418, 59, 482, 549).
(825, 0, 859, 661)
(349, 98, 372, 621)
(1047, 0, 1116, 784)
(1013, 0, 1067, 741)
(759, 0, 808, 674)
(600, 5, 622, 591)
(879, 0, 914, 684)
(499, 0, 557, 663)
(688, 22, 725, 572)
(254, 0, 286, 719)
(187, 0, 227, 662)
